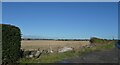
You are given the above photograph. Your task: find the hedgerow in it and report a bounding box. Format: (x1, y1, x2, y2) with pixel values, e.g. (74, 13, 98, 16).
(1, 24, 21, 64)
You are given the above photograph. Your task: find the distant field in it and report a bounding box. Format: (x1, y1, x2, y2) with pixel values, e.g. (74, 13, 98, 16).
(21, 40, 90, 51)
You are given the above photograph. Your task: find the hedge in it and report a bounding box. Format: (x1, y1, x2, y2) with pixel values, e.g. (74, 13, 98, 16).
(90, 37, 106, 44)
(1, 24, 21, 64)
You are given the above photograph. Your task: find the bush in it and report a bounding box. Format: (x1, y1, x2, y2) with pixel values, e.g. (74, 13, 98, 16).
(1, 24, 21, 64)
(90, 37, 106, 44)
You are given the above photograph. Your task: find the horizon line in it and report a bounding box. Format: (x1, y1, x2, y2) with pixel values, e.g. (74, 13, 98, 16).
(22, 35, 118, 40)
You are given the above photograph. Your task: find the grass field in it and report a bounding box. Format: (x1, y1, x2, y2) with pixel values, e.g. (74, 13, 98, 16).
(21, 40, 90, 51)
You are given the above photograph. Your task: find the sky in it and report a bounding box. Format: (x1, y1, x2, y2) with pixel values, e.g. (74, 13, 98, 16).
(2, 2, 118, 39)
(2, 0, 120, 2)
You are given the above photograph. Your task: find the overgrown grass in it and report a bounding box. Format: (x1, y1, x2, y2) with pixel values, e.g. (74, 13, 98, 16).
(20, 51, 79, 63)
(80, 41, 115, 54)
(20, 41, 116, 63)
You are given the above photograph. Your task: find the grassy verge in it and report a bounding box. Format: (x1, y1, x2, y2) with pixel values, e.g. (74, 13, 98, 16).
(80, 41, 115, 54)
(20, 51, 79, 63)
(20, 41, 116, 63)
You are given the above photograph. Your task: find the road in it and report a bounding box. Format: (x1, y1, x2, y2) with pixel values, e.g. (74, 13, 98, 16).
(59, 48, 119, 63)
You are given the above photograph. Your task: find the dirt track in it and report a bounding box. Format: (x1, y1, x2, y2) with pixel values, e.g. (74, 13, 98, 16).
(59, 48, 120, 63)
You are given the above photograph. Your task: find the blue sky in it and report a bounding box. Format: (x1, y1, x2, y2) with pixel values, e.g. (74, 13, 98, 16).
(2, 2, 118, 39)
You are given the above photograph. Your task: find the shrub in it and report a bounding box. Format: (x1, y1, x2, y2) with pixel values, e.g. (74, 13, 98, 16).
(1, 24, 21, 64)
(90, 37, 106, 44)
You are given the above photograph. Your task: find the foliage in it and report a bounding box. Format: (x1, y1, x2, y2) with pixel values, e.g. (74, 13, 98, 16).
(1, 24, 21, 64)
(90, 37, 108, 44)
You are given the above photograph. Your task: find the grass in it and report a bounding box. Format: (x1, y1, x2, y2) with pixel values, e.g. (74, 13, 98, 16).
(20, 51, 79, 63)
(20, 41, 116, 63)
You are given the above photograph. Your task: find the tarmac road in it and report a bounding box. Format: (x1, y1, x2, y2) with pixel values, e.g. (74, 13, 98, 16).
(59, 48, 120, 63)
